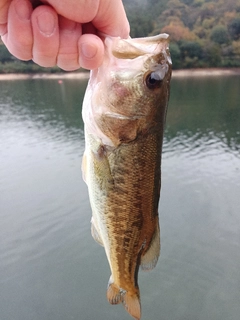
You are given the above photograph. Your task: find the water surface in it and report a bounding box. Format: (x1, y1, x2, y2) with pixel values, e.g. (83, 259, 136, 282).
(0, 76, 239, 320)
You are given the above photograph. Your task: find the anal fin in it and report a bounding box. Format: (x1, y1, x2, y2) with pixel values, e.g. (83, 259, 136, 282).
(107, 276, 122, 305)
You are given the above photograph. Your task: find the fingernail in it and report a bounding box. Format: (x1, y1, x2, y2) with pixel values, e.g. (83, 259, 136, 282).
(15, 0, 32, 21)
(37, 12, 55, 36)
(80, 43, 97, 59)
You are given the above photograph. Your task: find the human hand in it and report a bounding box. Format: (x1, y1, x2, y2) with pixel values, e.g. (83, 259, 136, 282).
(0, 0, 130, 70)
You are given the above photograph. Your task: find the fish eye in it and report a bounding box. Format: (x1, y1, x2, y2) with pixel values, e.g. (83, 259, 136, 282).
(145, 72, 163, 90)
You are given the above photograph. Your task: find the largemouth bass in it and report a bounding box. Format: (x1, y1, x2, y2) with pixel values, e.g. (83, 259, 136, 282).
(82, 34, 172, 320)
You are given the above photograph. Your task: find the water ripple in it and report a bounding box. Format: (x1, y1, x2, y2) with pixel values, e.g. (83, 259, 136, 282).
(163, 130, 240, 161)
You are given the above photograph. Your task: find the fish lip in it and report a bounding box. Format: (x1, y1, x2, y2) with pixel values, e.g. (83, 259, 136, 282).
(125, 33, 169, 43)
(99, 32, 169, 42)
(105, 112, 145, 120)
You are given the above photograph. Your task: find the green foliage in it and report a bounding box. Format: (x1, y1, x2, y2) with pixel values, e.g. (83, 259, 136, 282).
(203, 43, 222, 67)
(210, 25, 230, 45)
(122, 0, 240, 68)
(180, 41, 203, 59)
(147, 0, 240, 68)
(0, 59, 61, 74)
(228, 17, 240, 40)
(169, 43, 181, 68)
(182, 0, 194, 5)
(127, 11, 154, 38)
(123, 0, 169, 38)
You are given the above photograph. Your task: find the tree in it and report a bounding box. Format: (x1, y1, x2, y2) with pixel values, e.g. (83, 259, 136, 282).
(161, 23, 196, 41)
(228, 17, 240, 40)
(180, 40, 203, 59)
(169, 43, 181, 68)
(203, 43, 222, 67)
(210, 25, 230, 45)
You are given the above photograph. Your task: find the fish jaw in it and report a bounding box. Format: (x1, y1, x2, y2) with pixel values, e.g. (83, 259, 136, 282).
(82, 33, 172, 320)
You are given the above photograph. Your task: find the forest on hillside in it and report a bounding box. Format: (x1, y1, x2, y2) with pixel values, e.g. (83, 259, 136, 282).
(123, 0, 240, 68)
(0, 0, 240, 73)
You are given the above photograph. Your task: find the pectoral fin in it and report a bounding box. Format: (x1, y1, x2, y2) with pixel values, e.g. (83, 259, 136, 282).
(140, 222, 160, 271)
(98, 115, 139, 145)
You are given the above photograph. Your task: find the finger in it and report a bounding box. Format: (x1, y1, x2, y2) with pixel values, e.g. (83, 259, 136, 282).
(57, 16, 81, 71)
(78, 33, 104, 70)
(40, 0, 130, 38)
(31, 5, 59, 67)
(94, 0, 130, 38)
(0, 0, 9, 24)
(2, 0, 33, 60)
(0, 24, 7, 36)
(0, 0, 10, 36)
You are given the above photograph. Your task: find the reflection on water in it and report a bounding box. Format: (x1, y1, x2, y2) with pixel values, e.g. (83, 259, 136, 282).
(0, 76, 239, 320)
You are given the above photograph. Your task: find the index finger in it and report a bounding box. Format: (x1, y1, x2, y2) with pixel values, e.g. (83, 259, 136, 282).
(0, 0, 10, 35)
(0, 0, 9, 24)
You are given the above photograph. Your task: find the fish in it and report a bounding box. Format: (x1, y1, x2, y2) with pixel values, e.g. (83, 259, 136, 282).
(81, 33, 172, 320)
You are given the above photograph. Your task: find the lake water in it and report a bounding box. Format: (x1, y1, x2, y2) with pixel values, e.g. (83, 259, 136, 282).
(0, 75, 239, 320)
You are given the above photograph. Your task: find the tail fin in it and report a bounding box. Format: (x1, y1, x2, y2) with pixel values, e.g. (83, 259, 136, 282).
(107, 277, 141, 320)
(122, 290, 141, 320)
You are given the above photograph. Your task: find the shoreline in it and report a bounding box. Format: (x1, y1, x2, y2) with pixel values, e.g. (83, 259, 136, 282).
(0, 72, 90, 81)
(172, 68, 240, 77)
(0, 68, 240, 81)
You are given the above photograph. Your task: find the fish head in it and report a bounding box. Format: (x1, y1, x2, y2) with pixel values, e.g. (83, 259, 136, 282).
(82, 34, 172, 146)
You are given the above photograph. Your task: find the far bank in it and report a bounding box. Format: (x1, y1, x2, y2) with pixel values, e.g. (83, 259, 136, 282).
(0, 68, 240, 81)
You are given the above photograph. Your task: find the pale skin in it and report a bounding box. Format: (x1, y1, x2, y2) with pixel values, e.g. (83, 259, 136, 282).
(0, 0, 130, 70)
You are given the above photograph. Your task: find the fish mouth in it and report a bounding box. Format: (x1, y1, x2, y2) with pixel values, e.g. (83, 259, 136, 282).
(105, 112, 145, 120)
(108, 33, 170, 60)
